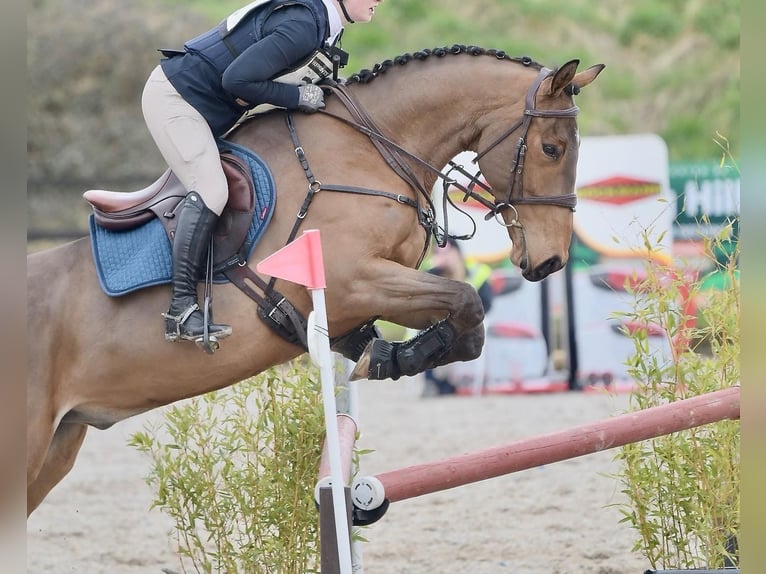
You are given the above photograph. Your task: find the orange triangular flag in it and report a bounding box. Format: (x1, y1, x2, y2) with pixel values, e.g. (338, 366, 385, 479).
(256, 229, 326, 289)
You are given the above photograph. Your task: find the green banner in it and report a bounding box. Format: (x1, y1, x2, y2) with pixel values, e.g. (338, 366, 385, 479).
(669, 161, 739, 240)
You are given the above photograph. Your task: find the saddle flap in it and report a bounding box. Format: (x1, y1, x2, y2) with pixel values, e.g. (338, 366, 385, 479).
(212, 152, 257, 269)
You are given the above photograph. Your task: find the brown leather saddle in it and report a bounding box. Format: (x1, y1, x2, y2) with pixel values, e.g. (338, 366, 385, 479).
(83, 121, 380, 357)
(84, 152, 256, 272)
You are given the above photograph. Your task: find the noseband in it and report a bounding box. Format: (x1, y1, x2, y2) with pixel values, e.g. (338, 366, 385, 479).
(444, 66, 580, 226)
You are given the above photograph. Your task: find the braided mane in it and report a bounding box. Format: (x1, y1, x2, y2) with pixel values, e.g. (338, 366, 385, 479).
(346, 44, 544, 85)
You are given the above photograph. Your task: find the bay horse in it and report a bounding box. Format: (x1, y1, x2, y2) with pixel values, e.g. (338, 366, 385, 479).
(27, 45, 604, 515)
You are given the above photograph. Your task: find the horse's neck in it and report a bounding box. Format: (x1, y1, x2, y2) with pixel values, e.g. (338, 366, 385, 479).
(349, 60, 524, 173)
(350, 80, 469, 171)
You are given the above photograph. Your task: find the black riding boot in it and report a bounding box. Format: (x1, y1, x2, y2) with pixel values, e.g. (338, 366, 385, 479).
(163, 192, 232, 348)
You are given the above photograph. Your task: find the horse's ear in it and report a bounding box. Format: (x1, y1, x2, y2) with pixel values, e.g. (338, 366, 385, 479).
(570, 64, 606, 92)
(549, 61, 606, 97)
(549, 60, 580, 97)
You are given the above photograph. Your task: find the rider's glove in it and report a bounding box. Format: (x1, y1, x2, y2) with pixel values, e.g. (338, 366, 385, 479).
(297, 84, 325, 113)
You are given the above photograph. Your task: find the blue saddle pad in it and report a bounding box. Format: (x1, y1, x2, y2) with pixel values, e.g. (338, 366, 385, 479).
(89, 141, 276, 297)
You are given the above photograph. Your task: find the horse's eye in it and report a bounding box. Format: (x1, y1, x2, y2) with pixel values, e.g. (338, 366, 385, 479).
(542, 143, 560, 159)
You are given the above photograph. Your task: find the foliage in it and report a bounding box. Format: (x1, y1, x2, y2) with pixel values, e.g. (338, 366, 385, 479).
(617, 2, 682, 46)
(27, 0, 210, 182)
(613, 142, 740, 569)
(27, 0, 739, 186)
(129, 363, 327, 574)
(692, 0, 740, 50)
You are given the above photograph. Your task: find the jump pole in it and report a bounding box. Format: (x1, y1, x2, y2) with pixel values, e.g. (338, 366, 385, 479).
(316, 413, 360, 574)
(257, 230, 354, 574)
(351, 386, 740, 510)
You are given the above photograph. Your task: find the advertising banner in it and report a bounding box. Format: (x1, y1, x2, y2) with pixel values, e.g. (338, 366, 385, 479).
(670, 161, 740, 241)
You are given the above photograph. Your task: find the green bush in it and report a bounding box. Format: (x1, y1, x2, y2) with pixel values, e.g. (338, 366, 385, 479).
(601, 72, 639, 100)
(662, 116, 719, 160)
(613, 219, 740, 569)
(129, 363, 327, 574)
(693, 0, 740, 50)
(618, 3, 682, 46)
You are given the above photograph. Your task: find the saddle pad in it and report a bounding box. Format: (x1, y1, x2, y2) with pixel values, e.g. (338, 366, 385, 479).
(90, 141, 276, 297)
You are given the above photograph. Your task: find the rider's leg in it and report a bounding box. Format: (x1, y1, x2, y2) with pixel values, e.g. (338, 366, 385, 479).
(142, 65, 231, 345)
(163, 192, 232, 343)
(141, 64, 229, 213)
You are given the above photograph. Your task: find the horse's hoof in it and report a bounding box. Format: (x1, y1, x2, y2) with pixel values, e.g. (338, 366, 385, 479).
(349, 341, 373, 380)
(350, 339, 399, 381)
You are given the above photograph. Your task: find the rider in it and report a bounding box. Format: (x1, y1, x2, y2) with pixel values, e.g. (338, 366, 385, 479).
(141, 0, 383, 349)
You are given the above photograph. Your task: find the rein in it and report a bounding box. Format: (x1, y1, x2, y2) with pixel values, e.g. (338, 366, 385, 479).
(281, 110, 432, 264)
(316, 69, 580, 244)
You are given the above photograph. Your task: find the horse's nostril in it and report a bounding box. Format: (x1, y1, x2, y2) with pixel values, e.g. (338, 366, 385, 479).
(539, 256, 563, 278)
(525, 256, 563, 282)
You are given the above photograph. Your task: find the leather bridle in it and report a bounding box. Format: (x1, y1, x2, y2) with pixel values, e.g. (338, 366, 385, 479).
(314, 65, 581, 250)
(444, 66, 580, 229)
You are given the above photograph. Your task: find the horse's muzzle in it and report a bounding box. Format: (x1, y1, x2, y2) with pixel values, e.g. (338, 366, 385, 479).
(523, 255, 563, 282)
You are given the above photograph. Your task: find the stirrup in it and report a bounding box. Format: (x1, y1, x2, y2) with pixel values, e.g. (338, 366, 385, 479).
(199, 296, 218, 354)
(162, 304, 230, 353)
(163, 304, 200, 342)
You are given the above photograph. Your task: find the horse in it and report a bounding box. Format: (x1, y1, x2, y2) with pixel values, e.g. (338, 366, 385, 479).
(27, 45, 604, 515)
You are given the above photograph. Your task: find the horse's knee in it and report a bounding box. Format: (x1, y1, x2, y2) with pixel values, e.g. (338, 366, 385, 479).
(453, 284, 485, 329)
(463, 324, 485, 360)
(447, 323, 485, 363)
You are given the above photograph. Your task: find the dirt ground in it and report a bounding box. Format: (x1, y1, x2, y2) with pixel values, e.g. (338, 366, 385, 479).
(27, 375, 649, 574)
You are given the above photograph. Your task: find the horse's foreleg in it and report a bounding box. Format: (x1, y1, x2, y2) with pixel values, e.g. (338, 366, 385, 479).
(27, 423, 88, 516)
(352, 317, 486, 381)
(342, 261, 485, 381)
(431, 321, 485, 365)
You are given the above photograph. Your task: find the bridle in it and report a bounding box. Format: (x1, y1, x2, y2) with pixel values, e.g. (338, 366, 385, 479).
(312, 64, 580, 253)
(443, 66, 580, 231)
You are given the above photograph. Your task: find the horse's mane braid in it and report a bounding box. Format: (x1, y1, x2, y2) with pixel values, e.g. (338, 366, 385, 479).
(346, 44, 544, 85)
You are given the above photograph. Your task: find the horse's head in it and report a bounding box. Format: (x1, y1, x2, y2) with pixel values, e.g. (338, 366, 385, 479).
(475, 60, 605, 281)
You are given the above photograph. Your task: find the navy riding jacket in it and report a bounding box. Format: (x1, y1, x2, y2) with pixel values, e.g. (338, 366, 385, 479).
(160, 0, 333, 136)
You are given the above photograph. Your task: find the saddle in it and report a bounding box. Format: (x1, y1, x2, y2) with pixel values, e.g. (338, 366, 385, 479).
(83, 131, 380, 359)
(84, 152, 256, 272)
